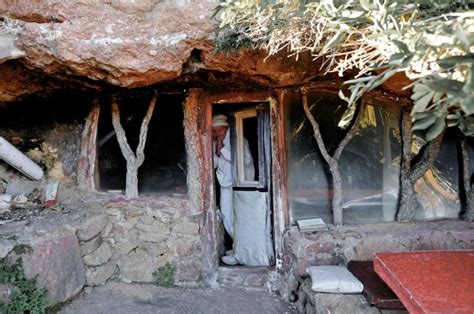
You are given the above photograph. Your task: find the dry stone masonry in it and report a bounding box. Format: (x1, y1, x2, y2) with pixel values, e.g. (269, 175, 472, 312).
(76, 195, 202, 286)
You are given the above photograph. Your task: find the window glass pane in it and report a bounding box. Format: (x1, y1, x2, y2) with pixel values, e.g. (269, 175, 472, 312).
(414, 129, 460, 219)
(285, 90, 347, 224)
(285, 91, 403, 225)
(340, 105, 401, 223)
(242, 116, 259, 181)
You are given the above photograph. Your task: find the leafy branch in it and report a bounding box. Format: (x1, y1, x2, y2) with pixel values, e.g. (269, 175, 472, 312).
(213, 0, 474, 140)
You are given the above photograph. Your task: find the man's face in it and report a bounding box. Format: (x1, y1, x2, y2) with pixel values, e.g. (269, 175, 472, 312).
(212, 126, 228, 141)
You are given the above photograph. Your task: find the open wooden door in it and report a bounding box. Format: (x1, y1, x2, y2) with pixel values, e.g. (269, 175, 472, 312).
(229, 105, 274, 266)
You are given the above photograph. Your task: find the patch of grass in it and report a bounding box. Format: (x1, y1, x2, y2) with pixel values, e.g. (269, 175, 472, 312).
(0, 257, 50, 313)
(152, 262, 175, 288)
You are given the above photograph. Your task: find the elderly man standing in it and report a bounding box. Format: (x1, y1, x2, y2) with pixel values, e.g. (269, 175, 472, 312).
(212, 114, 255, 265)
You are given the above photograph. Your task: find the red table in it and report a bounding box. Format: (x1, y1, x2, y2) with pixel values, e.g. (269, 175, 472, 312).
(374, 250, 474, 314)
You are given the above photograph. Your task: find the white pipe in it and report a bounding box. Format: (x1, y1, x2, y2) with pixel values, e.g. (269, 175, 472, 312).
(0, 136, 44, 180)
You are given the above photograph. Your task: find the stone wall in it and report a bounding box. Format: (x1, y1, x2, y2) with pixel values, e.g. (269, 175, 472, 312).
(285, 220, 474, 277)
(77, 195, 201, 287)
(0, 191, 202, 306)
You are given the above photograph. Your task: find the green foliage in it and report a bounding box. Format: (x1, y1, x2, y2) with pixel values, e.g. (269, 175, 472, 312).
(152, 262, 175, 288)
(0, 257, 50, 313)
(213, 0, 474, 140)
(12, 244, 33, 256)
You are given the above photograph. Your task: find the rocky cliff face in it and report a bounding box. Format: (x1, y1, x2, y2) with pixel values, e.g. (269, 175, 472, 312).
(0, 0, 326, 104)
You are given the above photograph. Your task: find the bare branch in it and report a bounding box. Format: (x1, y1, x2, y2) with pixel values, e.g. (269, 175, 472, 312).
(333, 101, 366, 161)
(301, 88, 333, 165)
(410, 131, 444, 182)
(136, 92, 158, 166)
(111, 95, 135, 163)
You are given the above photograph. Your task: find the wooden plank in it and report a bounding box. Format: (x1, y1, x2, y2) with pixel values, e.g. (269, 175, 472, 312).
(347, 261, 405, 310)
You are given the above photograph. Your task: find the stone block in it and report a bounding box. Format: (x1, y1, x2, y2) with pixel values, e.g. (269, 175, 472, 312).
(83, 242, 112, 266)
(167, 236, 199, 256)
(171, 220, 199, 235)
(7, 234, 86, 305)
(86, 260, 117, 286)
(111, 223, 138, 241)
(313, 293, 379, 314)
(135, 221, 170, 234)
(101, 220, 113, 238)
(115, 240, 138, 255)
(80, 234, 103, 257)
(138, 232, 168, 243)
(305, 241, 335, 256)
(137, 242, 168, 257)
(77, 214, 108, 241)
(0, 241, 14, 258)
(175, 259, 201, 283)
(118, 251, 171, 283)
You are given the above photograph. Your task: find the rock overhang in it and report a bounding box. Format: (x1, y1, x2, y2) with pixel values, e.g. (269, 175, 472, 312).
(0, 0, 331, 105)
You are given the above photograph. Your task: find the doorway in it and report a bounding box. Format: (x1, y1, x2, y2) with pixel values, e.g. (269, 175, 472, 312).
(212, 102, 275, 267)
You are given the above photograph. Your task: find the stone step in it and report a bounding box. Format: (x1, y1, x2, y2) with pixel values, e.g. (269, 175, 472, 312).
(217, 266, 274, 290)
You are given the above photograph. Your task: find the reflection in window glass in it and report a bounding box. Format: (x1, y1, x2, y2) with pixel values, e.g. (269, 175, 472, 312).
(285, 90, 347, 224)
(284, 91, 402, 224)
(414, 130, 460, 219)
(242, 115, 259, 181)
(339, 105, 401, 223)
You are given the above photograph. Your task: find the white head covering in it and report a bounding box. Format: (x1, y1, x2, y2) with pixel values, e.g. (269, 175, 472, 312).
(212, 114, 229, 127)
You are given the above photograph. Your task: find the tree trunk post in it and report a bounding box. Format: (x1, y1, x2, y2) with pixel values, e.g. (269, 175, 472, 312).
(125, 162, 139, 199)
(461, 137, 474, 221)
(331, 162, 343, 225)
(77, 100, 100, 190)
(397, 109, 444, 221)
(111, 93, 158, 199)
(301, 88, 364, 226)
(397, 110, 414, 221)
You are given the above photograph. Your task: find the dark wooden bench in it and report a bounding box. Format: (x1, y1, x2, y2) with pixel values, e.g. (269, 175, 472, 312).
(347, 260, 405, 310)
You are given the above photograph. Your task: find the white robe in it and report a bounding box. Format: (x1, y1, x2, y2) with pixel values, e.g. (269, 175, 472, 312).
(214, 130, 254, 238)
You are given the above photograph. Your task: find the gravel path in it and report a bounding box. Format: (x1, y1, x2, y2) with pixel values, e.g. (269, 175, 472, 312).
(60, 282, 296, 314)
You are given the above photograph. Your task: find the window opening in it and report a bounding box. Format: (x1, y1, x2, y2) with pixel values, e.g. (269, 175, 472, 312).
(231, 108, 268, 189)
(284, 90, 403, 224)
(97, 93, 187, 195)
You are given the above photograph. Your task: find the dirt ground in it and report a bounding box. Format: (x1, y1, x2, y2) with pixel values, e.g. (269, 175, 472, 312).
(59, 281, 296, 314)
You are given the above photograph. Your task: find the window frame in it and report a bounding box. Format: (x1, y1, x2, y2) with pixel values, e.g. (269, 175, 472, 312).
(231, 107, 269, 190)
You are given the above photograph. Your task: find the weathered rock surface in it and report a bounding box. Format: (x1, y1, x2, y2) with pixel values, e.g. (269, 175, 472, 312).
(0, 191, 202, 300)
(118, 251, 169, 283)
(0, 283, 16, 305)
(4, 233, 86, 305)
(59, 281, 296, 314)
(76, 214, 108, 241)
(0, 30, 24, 63)
(287, 220, 474, 276)
(0, 241, 14, 259)
(80, 234, 103, 257)
(83, 242, 112, 266)
(138, 231, 168, 243)
(0, 0, 324, 104)
(85, 260, 117, 286)
(0, 61, 65, 103)
(313, 293, 378, 314)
